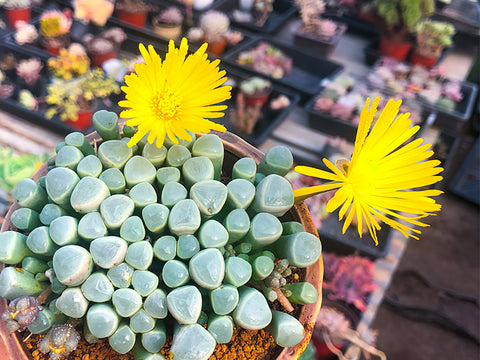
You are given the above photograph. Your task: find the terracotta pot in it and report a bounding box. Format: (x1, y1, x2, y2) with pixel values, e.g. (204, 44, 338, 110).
(116, 8, 148, 27)
(152, 20, 182, 41)
(0, 130, 323, 360)
(379, 36, 412, 62)
(90, 51, 118, 68)
(207, 38, 227, 56)
(65, 109, 94, 130)
(409, 50, 437, 68)
(243, 89, 271, 107)
(6, 7, 31, 29)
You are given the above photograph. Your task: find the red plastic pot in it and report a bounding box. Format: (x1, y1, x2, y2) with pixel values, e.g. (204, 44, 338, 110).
(379, 36, 412, 62)
(207, 38, 227, 57)
(116, 9, 147, 27)
(243, 92, 270, 107)
(91, 51, 118, 68)
(6, 7, 31, 29)
(65, 109, 93, 130)
(409, 50, 437, 68)
(43, 45, 61, 56)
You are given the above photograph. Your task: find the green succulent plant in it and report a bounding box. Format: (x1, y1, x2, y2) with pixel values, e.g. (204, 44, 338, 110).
(371, 0, 435, 32)
(0, 111, 323, 359)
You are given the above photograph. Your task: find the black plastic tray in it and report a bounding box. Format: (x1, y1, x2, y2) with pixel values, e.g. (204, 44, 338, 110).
(218, 65, 300, 146)
(304, 95, 357, 143)
(106, 3, 253, 59)
(223, 37, 343, 97)
(425, 81, 478, 134)
(212, 0, 297, 34)
(165, 0, 229, 16)
(0, 43, 123, 135)
(319, 209, 393, 260)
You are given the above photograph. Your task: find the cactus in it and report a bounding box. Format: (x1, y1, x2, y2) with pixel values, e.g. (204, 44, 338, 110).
(39, 10, 72, 38)
(416, 20, 455, 58)
(13, 22, 38, 45)
(156, 7, 184, 25)
(200, 10, 230, 43)
(0, 112, 323, 358)
(15, 58, 43, 85)
(3, 0, 31, 9)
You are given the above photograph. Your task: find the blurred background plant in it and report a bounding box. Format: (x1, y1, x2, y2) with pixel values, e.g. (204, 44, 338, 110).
(45, 68, 119, 121)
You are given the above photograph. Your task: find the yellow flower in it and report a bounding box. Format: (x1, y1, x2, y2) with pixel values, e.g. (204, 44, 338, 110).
(119, 38, 231, 148)
(294, 97, 443, 243)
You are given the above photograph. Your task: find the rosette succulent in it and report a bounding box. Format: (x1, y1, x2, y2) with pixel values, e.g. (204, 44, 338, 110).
(0, 112, 323, 359)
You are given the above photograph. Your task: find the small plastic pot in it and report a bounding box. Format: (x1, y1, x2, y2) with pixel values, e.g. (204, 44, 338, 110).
(207, 38, 227, 57)
(243, 89, 271, 107)
(6, 7, 31, 29)
(116, 9, 148, 27)
(90, 51, 118, 68)
(65, 109, 94, 130)
(409, 50, 437, 68)
(378, 36, 412, 62)
(152, 20, 182, 41)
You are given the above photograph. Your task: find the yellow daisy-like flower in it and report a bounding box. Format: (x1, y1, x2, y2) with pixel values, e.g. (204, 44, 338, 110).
(119, 38, 231, 148)
(294, 97, 443, 243)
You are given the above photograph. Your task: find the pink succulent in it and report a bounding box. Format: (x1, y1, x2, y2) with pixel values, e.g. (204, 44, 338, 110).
(323, 253, 377, 312)
(314, 97, 334, 112)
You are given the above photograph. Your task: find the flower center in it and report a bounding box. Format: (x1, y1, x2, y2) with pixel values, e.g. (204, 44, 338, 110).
(151, 89, 182, 123)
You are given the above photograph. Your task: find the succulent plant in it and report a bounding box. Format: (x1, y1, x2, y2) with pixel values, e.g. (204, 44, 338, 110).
(323, 253, 376, 312)
(115, 0, 151, 12)
(39, 10, 72, 38)
(3, 0, 31, 9)
(45, 69, 120, 121)
(82, 27, 126, 57)
(156, 7, 184, 25)
(229, 92, 263, 134)
(13, 22, 38, 45)
(239, 76, 271, 96)
(200, 10, 230, 43)
(224, 30, 244, 45)
(270, 94, 290, 110)
(252, 0, 274, 26)
(295, 0, 339, 38)
(416, 20, 455, 58)
(16, 58, 43, 84)
(73, 0, 114, 26)
(48, 45, 90, 80)
(371, 0, 435, 32)
(237, 42, 293, 79)
(18, 89, 39, 110)
(0, 112, 323, 359)
(1, 296, 39, 332)
(39, 324, 80, 359)
(442, 80, 463, 102)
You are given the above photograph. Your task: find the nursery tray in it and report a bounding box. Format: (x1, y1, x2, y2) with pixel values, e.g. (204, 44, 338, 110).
(212, 0, 297, 34)
(165, 0, 229, 15)
(425, 81, 478, 134)
(107, 4, 253, 60)
(217, 65, 300, 146)
(304, 96, 358, 143)
(223, 37, 344, 96)
(0, 43, 121, 135)
(327, 13, 378, 37)
(319, 209, 393, 260)
(305, 90, 431, 143)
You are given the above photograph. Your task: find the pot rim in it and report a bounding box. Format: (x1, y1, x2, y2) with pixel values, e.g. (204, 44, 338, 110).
(0, 129, 323, 360)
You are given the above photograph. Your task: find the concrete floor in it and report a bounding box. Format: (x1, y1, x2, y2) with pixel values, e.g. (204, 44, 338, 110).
(373, 192, 480, 360)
